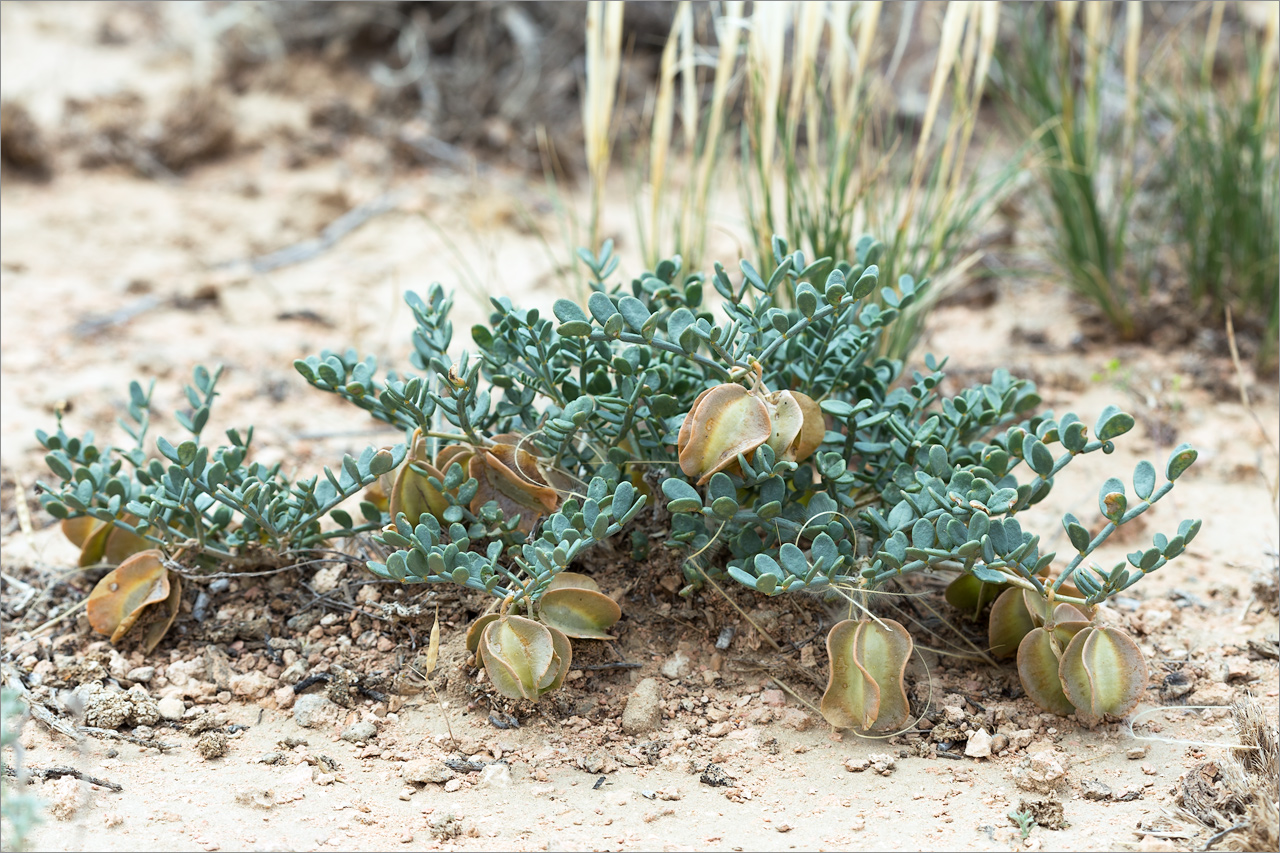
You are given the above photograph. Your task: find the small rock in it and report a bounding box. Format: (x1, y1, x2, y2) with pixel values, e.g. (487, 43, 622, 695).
(1126, 746, 1148, 760)
(1141, 763, 1156, 776)
(1082, 778, 1112, 801)
(844, 758, 870, 773)
(868, 753, 896, 776)
(126, 666, 156, 683)
(581, 754, 605, 774)
(707, 721, 733, 738)
(965, 729, 993, 759)
(850, 816, 865, 831)
(402, 760, 455, 785)
(622, 678, 663, 736)
(82, 684, 160, 729)
(991, 733, 1010, 754)
(780, 708, 813, 732)
(1018, 796, 1066, 831)
(760, 689, 786, 707)
(196, 731, 228, 760)
(1013, 751, 1068, 794)
(293, 694, 334, 728)
(230, 671, 274, 699)
(660, 651, 690, 679)
(1009, 729, 1035, 751)
(443, 778, 463, 793)
(477, 763, 512, 789)
(340, 721, 377, 743)
(943, 705, 967, 724)
(279, 659, 308, 685)
(157, 696, 186, 721)
(273, 685, 296, 711)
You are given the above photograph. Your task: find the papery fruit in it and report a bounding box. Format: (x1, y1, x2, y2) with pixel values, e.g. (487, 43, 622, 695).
(945, 573, 1006, 618)
(1058, 626, 1147, 718)
(468, 434, 561, 530)
(677, 380, 823, 485)
(388, 430, 465, 526)
(63, 514, 149, 568)
(477, 614, 572, 701)
(85, 549, 182, 652)
(678, 384, 772, 485)
(988, 586, 1093, 660)
(1016, 627, 1077, 716)
(820, 618, 913, 733)
(536, 572, 621, 640)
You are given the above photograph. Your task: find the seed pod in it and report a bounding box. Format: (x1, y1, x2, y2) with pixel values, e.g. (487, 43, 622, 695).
(388, 429, 458, 526)
(946, 573, 1005, 619)
(820, 618, 913, 733)
(1058, 626, 1147, 719)
(677, 383, 824, 485)
(677, 384, 772, 485)
(470, 434, 561, 528)
(536, 572, 621, 640)
(1016, 627, 1077, 716)
(85, 549, 182, 652)
(988, 586, 1092, 660)
(64, 514, 149, 568)
(477, 614, 572, 701)
(761, 389, 824, 464)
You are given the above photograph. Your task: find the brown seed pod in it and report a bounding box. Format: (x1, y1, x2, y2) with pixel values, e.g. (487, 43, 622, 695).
(536, 572, 621, 640)
(820, 618, 913, 733)
(85, 549, 181, 652)
(1058, 626, 1147, 719)
(477, 614, 572, 701)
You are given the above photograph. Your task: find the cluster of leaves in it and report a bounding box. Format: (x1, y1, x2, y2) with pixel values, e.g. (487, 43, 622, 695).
(36, 367, 403, 566)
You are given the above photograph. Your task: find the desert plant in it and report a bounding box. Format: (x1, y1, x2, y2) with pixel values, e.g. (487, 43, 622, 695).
(36, 237, 1200, 725)
(741, 1, 1017, 360)
(34, 364, 407, 650)
(1157, 7, 1279, 367)
(292, 235, 1198, 720)
(997, 1, 1148, 339)
(1, 689, 43, 852)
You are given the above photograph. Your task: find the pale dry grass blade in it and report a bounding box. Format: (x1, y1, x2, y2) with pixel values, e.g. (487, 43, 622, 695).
(902, 0, 969, 233)
(1201, 1, 1225, 86)
(1122, 2, 1141, 183)
(647, 5, 683, 265)
(692, 0, 744, 261)
(583, 1, 624, 250)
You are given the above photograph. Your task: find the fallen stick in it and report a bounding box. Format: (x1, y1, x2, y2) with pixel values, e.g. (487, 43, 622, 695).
(4, 764, 122, 792)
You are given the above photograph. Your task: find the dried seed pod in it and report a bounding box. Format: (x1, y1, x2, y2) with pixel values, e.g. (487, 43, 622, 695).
(820, 618, 913, 733)
(536, 572, 621, 640)
(1058, 626, 1147, 719)
(63, 515, 149, 568)
(677, 384, 772, 485)
(946, 573, 1006, 619)
(988, 586, 1093, 660)
(1016, 627, 1077, 716)
(677, 382, 824, 485)
(85, 549, 181, 651)
(477, 614, 572, 701)
(762, 389, 824, 463)
(387, 429, 459, 526)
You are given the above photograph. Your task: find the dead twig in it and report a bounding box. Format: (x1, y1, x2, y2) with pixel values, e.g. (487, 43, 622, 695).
(78, 726, 177, 752)
(246, 191, 406, 273)
(3, 764, 122, 792)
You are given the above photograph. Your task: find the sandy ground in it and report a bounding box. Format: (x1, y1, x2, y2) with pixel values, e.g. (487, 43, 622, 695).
(3, 3, 1279, 852)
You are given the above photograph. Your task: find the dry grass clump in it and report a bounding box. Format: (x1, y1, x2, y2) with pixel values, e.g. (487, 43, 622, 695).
(1174, 697, 1280, 851)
